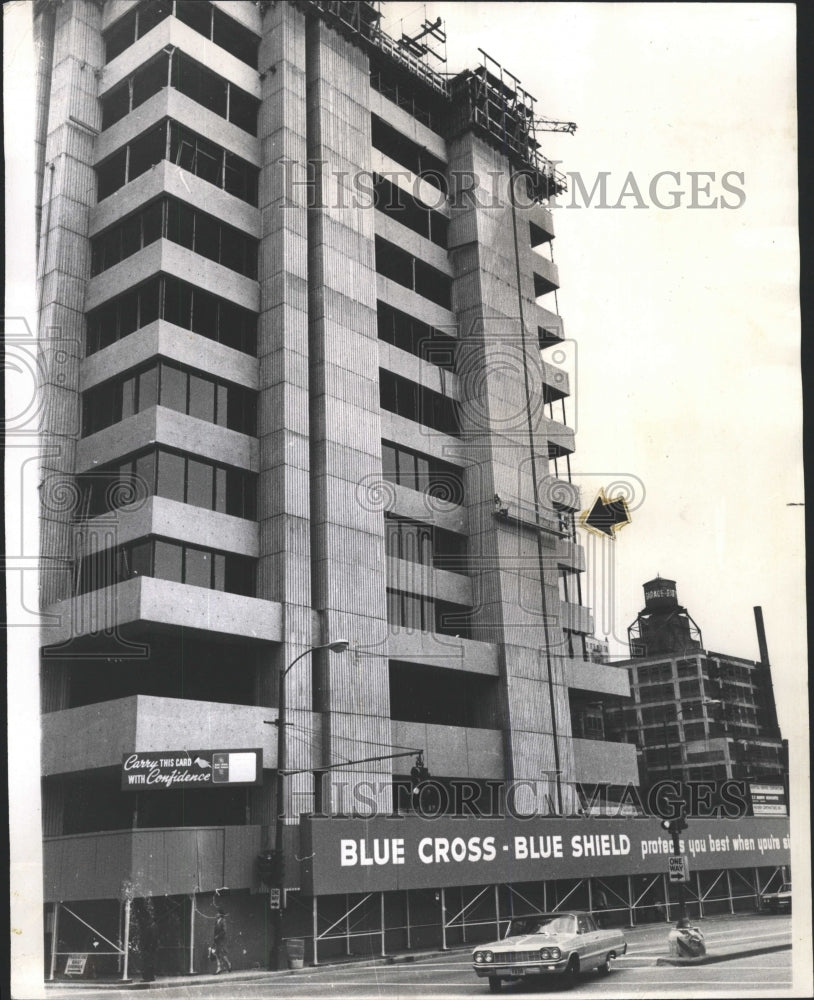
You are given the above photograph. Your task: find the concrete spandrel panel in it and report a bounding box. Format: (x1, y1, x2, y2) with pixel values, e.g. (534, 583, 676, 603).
(377, 275, 457, 332)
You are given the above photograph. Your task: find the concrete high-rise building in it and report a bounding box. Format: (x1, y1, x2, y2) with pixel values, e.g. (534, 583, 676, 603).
(34, 0, 789, 977)
(608, 578, 786, 787)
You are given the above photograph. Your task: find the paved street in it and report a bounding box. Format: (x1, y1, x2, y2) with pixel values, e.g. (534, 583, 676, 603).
(40, 915, 801, 1000)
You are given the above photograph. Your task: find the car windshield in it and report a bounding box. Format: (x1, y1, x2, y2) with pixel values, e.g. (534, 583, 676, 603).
(508, 915, 577, 937)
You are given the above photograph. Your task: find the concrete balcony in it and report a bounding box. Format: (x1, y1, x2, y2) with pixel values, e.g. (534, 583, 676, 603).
(40, 576, 283, 647)
(85, 239, 260, 313)
(387, 626, 499, 676)
(369, 90, 447, 161)
(556, 537, 586, 573)
(94, 87, 259, 168)
(78, 497, 259, 559)
(43, 825, 262, 902)
(544, 417, 576, 457)
(540, 358, 569, 402)
(76, 407, 259, 474)
(380, 411, 464, 465)
(80, 321, 259, 393)
(572, 738, 639, 786)
(560, 600, 593, 636)
(526, 203, 555, 244)
(99, 15, 260, 99)
(375, 211, 452, 276)
(386, 556, 472, 607)
(535, 303, 565, 349)
(41, 695, 277, 775)
(530, 252, 560, 298)
(377, 275, 457, 334)
(378, 342, 460, 399)
(389, 483, 468, 535)
(371, 147, 449, 217)
(89, 161, 259, 239)
(565, 658, 632, 698)
(391, 720, 504, 779)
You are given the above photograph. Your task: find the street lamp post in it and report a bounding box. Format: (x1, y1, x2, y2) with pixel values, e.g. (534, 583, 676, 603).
(271, 640, 349, 969)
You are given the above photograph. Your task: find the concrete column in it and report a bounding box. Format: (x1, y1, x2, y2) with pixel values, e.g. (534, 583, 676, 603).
(257, 1, 316, 827)
(305, 17, 391, 813)
(447, 131, 577, 812)
(37, 0, 105, 608)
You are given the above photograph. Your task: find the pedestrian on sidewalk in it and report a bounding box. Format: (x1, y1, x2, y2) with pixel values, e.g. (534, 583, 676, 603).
(213, 907, 232, 974)
(594, 888, 609, 927)
(137, 899, 159, 983)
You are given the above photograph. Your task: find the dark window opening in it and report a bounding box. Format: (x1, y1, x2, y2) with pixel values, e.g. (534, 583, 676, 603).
(76, 535, 256, 597)
(86, 272, 256, 355)
(389, 659, 498, 728)
(377, 301, 456, 370)
(369, 60, 443, 134)
(371, 115, 447, 194)
(373, 174, 448, 248)
(384, 513, 466, 572)
(81, 361, 257, 437)
(96, 119, 258, 205)
(379, 369, 458, 436)
(381, 439, 464, 505)
(104, 1, 259, 69)
(386, 588, 472, 640)
(375, 236, 450, 309)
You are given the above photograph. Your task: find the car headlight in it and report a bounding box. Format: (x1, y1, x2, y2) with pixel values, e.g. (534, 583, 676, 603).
(539, 948, 550, 960)
(474, 952, 484, 964)
(550, 947, 561, 960)
(484, 951, 494, 963)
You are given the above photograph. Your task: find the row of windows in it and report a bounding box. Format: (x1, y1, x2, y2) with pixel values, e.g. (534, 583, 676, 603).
(105, 1, 259, 69)
(91, 196, 258, 280)
(97, 119, 258, 205)
(381, 440, 465, 505)
(86, 273, 257, 357)
(380, 369, 458, 437)
(76, 537, 255, 597)
(386, 588, 473, 639)
(384, 513, 467, 572)
(635, 662, 673, 685)
(375, 235, 451, 309)
(373, 174, 448, 248)
(371, 115, 447, 194)
(77, 446, 256, 521)
(377, 301, 456, 371)
(370, 61, 442, 134)
(82, 361, 256, 438)
(637, 682, 675, 703)
(101, 49, 258, 135)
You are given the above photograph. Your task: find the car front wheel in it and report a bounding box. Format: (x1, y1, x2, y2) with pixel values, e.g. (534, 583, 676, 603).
(563, 956, 580, 987)
(598, 953, 614, 976)
(488, 975, 501, 992)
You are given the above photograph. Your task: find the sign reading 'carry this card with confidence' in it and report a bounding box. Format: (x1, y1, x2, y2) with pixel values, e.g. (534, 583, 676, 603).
(121, 749, 262, 790)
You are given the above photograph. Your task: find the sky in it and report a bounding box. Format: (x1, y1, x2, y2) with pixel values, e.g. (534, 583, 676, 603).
(383, 2, 803, 740)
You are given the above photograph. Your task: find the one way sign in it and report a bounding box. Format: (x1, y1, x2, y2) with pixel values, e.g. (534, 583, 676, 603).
(668, 856, 690, 883)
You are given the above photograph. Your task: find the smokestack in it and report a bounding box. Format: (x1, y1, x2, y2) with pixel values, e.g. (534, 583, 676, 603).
(753, 606, 770, 665)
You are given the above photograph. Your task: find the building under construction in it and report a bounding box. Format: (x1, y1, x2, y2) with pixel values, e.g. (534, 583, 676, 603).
(35, 0, 789, 977)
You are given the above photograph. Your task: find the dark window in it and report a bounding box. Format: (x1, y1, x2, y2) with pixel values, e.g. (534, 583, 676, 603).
(137, 0, 172, 38)
(380, 439, 464, 504)
(97, 149, 127, 201)
(175, 0, 211, 35)
(375, 236, 451, 308)
(101, 81, 131, 129)
(380, 370, 458, 436)
(212, 7, 259, 68)
(185, 546, 213, 589)
(128, 122, 166, 180)
(229, 85, 258, 134)
(160, 363, 188, 414)
(186, 458, 213, 508)
(373, 175, 448, 248)
(157, 450, 185, 503)
(104, 10, 137, 63)
(154, 539, 183, 582)
(131, 51, 168, 109)
(189, 372, 216, 422)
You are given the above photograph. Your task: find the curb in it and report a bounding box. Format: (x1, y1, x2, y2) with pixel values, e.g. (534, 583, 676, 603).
(656, 941, 792, 966)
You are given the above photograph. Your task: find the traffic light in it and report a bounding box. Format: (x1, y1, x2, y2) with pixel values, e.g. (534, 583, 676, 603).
(256, 850, 278, 886)
(661, 811, 688, 834)
(410, 754, 430, 793)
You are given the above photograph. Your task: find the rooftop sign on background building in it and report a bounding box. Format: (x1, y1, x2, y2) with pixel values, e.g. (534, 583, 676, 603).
(121, 749, 262, 790)
(300, 815, 790, 895)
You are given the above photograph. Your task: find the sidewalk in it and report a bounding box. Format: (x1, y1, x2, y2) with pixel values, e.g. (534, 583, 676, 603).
(45, 912, 792, 990)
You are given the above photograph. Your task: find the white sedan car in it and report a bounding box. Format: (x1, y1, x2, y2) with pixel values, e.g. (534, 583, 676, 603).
(472, 911, 627, 991)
